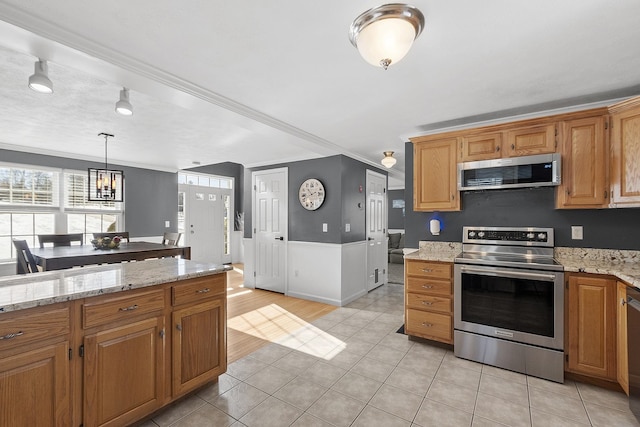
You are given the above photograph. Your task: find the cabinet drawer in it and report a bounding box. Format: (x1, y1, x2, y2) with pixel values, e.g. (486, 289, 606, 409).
(406, 277, 452, 296)
(83, 289, 165, 329)
(406, 261, 452, 280)
(0, 306, 70, 349)
(172, 274, 226, 306)
(406, 309, 452, 342)
(406, 293, 452, 314)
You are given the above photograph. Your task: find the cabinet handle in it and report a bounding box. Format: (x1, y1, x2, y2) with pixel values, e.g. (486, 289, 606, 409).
(496, 146, 500, 152)
(196, 288, 211, 294)
(118, 304, 138, 312)
(422, 268, 433, 272)
(604, 190, 608, 199)
(159, 329, 165, 338)
(511, 144, 515, 150)
(451, 194, 455, 201)
(176, 324, 182, 331)
(0, 331, 23, 340)
(422, 301, 433, 306)
(422, 285, 434, 289)
(622, 298, 627, 306)
(421, 322, 433, 327)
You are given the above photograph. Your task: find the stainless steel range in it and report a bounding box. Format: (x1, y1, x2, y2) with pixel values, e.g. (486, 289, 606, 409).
(453, 226, 565, 383)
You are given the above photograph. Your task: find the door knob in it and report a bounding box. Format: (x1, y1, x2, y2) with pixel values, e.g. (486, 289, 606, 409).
(274, 236, 284, 241)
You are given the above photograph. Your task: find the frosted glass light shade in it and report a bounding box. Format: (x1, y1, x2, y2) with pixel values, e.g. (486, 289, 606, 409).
(115, 88, 133, 116)
(381, 151, 397, 168)
(349, 4, 424, 70)
(357, 18, 416, 68)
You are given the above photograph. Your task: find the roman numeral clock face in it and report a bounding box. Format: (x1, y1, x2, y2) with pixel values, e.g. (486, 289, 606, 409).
(298, 178, 325, 210)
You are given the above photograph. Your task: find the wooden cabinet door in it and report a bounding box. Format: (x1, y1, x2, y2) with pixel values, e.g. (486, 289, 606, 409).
(610, 102, 640, 206)
(412, 137, 460, 211)
(460, 132, 502, 162)
(556, 116, 608, 208)
(617, 281, 629, 395)
(567, 275, 616, 380)
(0, 341, 70, 427)
(172, 297, 226, 396)
(505, 124, 556, 157)
(84, 316, 165, 427)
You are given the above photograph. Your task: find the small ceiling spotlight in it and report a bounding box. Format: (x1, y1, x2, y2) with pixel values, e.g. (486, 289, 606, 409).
(115, 87, 133, 116)
(381, 151, 397, 168)
(28, 59, 53, 94)
(349, 3, 425, 70)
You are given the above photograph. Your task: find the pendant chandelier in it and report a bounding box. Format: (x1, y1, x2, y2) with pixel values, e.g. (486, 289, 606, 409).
(88, 133, 124, 202)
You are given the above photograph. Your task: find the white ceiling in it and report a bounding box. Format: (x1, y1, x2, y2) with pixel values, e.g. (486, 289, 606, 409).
(1, 0, 640, 189)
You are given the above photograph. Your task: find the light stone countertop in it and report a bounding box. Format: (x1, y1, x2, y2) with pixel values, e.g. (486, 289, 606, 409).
(0, 258, 231, 313)
(555, 247, 640, 288)
(404, 241, 463, 263)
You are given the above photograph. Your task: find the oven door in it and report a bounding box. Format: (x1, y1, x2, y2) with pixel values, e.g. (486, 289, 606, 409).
(454, 263, 564, 350)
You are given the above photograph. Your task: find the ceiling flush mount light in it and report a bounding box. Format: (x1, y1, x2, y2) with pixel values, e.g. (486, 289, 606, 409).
(349, 3, 425, 70)
(115, 87, 133, 116)
(381, 151, 397, 168)
(88, 133, 124, 202)
(28, 59, 53, 93)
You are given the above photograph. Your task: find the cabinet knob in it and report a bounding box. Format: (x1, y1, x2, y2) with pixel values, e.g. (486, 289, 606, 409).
(176, 324, 182, 331)
(622, 298, 627, 306)
(511, 144, 515, 150)
(496, 146, 500, 152)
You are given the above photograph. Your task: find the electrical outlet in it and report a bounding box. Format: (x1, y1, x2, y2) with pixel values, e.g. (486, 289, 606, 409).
(571, 226, 583, 240)
(322, 223, 328, 232)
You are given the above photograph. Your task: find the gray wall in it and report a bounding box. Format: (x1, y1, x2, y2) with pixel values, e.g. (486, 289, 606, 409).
(404, 142, 640, 249)
(186, 161, 244, 229)
(388, 189, 405, 230)
(244, 155, 386, 244)
(1, 149, 178, 237)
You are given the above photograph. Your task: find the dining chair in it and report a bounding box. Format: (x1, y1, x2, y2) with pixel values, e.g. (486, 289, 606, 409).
(13, 239, 39, 274)
(38, 233, 84, 248)
(162, 232, 182, 246)
(93, 231, 130, 242)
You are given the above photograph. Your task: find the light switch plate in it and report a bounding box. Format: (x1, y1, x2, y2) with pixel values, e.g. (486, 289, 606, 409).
(165, 220, 170, 228)
(345, 223, 350, 232)
(322, 223, 328, 232)
(571, 226, 583, 240)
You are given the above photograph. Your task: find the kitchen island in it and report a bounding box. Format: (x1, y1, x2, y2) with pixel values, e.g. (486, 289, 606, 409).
(0, 258, 231, 427)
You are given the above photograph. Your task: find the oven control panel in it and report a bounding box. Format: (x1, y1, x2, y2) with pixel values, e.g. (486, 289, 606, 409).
(463, 227, 554, 246)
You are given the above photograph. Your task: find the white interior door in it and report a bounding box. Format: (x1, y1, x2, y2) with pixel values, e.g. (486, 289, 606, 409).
(366, 170, 387, 291)
(183, 185, 223, 264)
(253, 168, 287, 293)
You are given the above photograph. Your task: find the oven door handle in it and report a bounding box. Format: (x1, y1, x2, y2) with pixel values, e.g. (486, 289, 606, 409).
(458, 266, 558, 281)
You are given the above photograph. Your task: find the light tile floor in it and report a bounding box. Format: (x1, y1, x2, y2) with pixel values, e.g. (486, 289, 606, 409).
(139, 283, 640, 427)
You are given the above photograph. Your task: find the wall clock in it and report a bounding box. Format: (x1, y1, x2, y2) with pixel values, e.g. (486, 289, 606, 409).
(299, 178, 325, 210)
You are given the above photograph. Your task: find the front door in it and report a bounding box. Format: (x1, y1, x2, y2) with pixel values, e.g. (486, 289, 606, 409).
(366, 170, 387, 291)
(253, 168, 287, 293)
(180, 184, 234, 264)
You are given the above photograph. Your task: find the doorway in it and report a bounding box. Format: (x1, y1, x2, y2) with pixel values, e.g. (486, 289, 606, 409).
(179, 174, 233, 265)
(252, 168, 288, 293)
(366, 170, 387, 291)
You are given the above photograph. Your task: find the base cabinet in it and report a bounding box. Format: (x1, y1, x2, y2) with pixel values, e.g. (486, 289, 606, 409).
(404, 259, 453, 344)
(566, 274, 617, 380)
(0, 342, 70, 427)
(172, 298, 226, 396)
(617, 281, 629, 395)
(83, 316, 165, 427)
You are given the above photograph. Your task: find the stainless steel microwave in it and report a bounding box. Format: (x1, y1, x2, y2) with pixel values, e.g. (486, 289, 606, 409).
(457, 153, 561, 191)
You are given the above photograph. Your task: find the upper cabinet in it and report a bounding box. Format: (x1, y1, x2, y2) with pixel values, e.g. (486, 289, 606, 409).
(460, 132, 502, 162)
(610, 97, 640, 207)
(505, 124, 556, 157)
(556, 115, 608, 208)
(411, 136, 460, 211)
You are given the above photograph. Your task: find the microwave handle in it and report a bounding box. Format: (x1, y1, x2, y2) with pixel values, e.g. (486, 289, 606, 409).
(458, 266, 558, 282)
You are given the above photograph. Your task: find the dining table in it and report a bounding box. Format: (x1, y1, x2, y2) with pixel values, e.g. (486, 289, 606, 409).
(30, 241, 191, 271)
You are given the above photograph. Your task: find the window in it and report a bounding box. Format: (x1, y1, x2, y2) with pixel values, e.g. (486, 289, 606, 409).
(178, 172, 233, 189)
(0, 164, 124, 261)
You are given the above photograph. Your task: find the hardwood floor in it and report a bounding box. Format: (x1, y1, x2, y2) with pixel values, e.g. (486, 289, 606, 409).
(225, 264, 336, 363)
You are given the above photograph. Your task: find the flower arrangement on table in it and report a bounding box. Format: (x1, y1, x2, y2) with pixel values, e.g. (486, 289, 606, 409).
(91, 236, 122, 250)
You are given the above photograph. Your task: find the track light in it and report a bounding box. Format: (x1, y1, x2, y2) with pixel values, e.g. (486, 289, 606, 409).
(381, 151, 397, 168)
(115, 87, 133, 116)
(28, 59, 53, 94)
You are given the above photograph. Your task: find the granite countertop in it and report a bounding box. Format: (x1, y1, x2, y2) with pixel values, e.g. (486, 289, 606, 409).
(555, 247, 640, 288)
(0, 258, 231, 313)
(404, 241, 462, 263)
